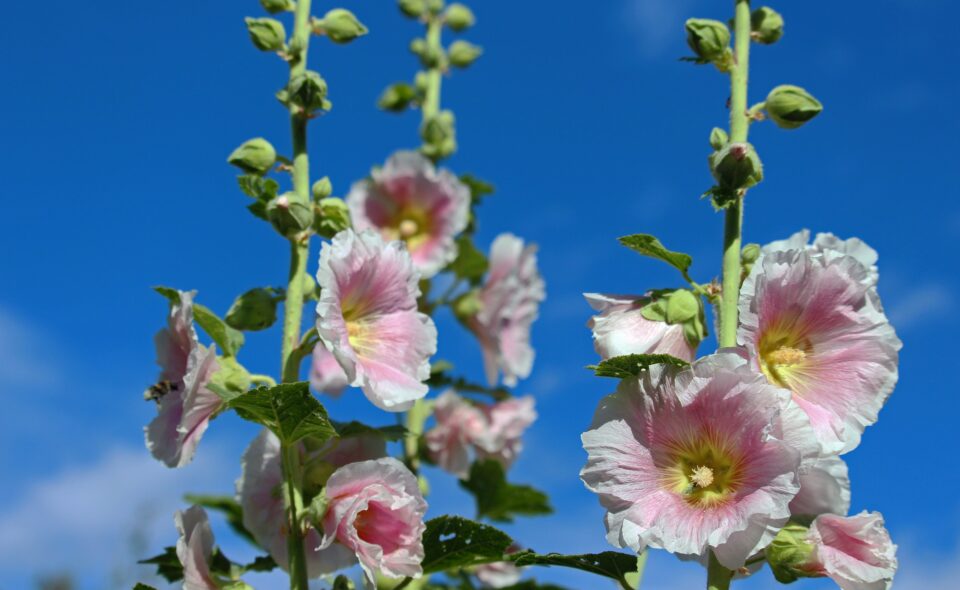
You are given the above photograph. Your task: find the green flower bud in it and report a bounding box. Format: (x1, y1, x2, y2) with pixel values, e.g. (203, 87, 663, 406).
(227, 138, 276, 175)
(767, 523, 817, 584)
(226, 288, 278, 331)
(268, 193, 314, 237)
(426, 0, 446, 15)
(332, 575, 355, 590)
(209, 356, 252, 396)
(765, 85, 823, 129)
(245, 17, 286, 52)
(282, 70, 331, 114)
(444, 3, 475, 31)
(315, 9, 368, 44)
(259, 0, 294, 14)
(709, 127, 728, 150)
(452, 288, 482, 322)
(448, 40, 482, 68)
(685, 18, 730, 63)
(710, 142, 764, 191)
(411, 38, 444, 69)
(420, 110, 457, 159)
(741, 243, 761, 264)
(414, 71, 430, 95)
(665, 289, 699, 324)
(398, 0, 426, 18)
(378, 82, 417, 112)
(751, 7, 784, 44)
(314, 197, 352, 239)
(301, 273, 318, 301)
(312, 176, 333, 200)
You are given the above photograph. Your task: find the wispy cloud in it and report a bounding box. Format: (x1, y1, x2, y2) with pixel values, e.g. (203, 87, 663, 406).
(622, 0, 695, 59)
(887, 283, 954, 329)
(0, 304, 62, 388)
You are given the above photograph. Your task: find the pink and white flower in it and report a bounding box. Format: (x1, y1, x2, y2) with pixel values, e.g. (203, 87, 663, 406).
(474, 544, 524, 588)
(581, 351, 817, 569)
(805, 512, 897, 590)
(316, 230, 437, 412)
(309, 345, 349, 397)
(584, 293, 697, 361)
(425, 390, 487, 478)
(145, 290, 222, 468)
(175, 505, 218, 590)
(470, 234, 546, 386)
(790, 455, 851, 518)
(739, 237, 901, 454)
(347, 151, 470, 278)
(320, 457, 428, 584)
(475, 395, 537, 470)
(763, 230, 879, 289)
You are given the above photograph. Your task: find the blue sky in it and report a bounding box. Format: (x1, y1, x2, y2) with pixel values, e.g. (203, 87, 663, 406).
(1, 0, 958, 588)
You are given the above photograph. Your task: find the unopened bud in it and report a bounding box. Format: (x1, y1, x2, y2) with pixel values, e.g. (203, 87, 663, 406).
(259, 0, 294, 14)
(410, 38, 444, 69)
(282, 70, 331, 114)
(452, 289, 482, 322)
(426, 0, 445, 15)
(444, 4, 475, 31)
(227, 138, 276, 175)
(226, 288, 278, 331)
(665, 290, 700, 324)
(741, 243, 761, 264)
(314, 197, 352, 239)
(685, 18, 730, 63)
(245, 17, 286, 52)
(765, 85, 823, 129)
(312, 176, 332, 200)
(314, 9, 368, 44)
(379, 82, 417, 112)
(767, 523, 817, 584)
(751, 7, 784, 44)
(709, 127, 728, 150)
(710, 142, 764, 191)
(398, 0, 426, 18)
(448, 40, 482, 68)
(421, 110, 457, 159)
(268, 192, 314, 237)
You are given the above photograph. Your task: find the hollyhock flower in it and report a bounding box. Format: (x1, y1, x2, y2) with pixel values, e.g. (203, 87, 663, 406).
(739, 238, 901, 454)
(581, 351, 818, 569)
(475, 395, 537, 470)
(237, 430, 387, 578)
(425, 390, 487, 478)
(584, 293, 697, 361)
(347, 151, 470, 278)
(316, 230, 437, 412)
(790, 455, 851, 518)
(470, 233, 546, 386)
(763, 230, 879, 289)
(175, 506, 218, 590)
(475, 544, 523, 588)
(310, 345, 349, 397)
(320, 457, 428, 584)
(806, 512, 897, 590)
(145, 290, 222, 468)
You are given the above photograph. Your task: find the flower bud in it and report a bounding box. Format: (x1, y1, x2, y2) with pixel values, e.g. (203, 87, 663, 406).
(226, 288, 278, 331)
(448, 40, 482, 68)
(709, 127, 728, 150)
(312, 176, 333, 200)
(767, 522, 817, 584)
(765, 85, 823, 129)
(664, 289, 699, 324)
(420, 110, 457, 159)
(398, 0, 426, 18)
(314, 9, 368, 44)
(452, 289, 482, 322)
(209, 356, 252, 396)
(227, 138, 277, 175)
(259, 0, 294, 14)
(741, 243, 761, 264)
(268, 193, 314, 237)
(411, 38, 444, 69)
(444, 3, 475, 31)
(709, 142, 763, 191)
(378, 82, 417, 112)
(245, 17, 286, 52)
(751, 7, 784, 44)
(281, 71, 331, 114)
(685, 18, 730, 63)
(313, 197, 352, 239)
(427, 0, 446, 15)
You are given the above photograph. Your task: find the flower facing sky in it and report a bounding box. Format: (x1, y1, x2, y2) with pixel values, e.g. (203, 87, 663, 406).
(347, 151, 470, 278)
(739, 235, 901, 453)
(470, 233, 546, 386)
(581, 351, 817, 569)
(316, 229, 437, 412)
(145, 290, 222, 468)
(584, 293, 698, 361)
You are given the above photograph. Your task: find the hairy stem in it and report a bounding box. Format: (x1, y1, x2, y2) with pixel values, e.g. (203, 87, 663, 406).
(422, 17, 443, 122)
(707, 552, 734, 590)
(719, 0, 752, 349)
(279, 0, 314, 588)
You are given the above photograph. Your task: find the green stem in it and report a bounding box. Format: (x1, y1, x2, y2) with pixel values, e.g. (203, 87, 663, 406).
(634, 550, 649, 589)
(422, 17, 443, 122)
(707, 552, 734, 590)
(279, 1, 313, 589)
(718, 0, 751, 349)
(403, 399, 432, 475)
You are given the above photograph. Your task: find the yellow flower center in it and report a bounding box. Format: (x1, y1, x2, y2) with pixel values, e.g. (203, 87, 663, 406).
(663, 433, 743, 507)
(689, 465, 715, 488)
(758, 318, 812, 391)
(386, 206, 433, 250)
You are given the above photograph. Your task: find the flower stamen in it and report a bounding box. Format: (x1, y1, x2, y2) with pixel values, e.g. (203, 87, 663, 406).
(690, 465, 715, 488)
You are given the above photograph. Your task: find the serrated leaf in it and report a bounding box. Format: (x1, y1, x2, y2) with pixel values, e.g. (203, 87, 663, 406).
(183, 494, 258, 547)
(421, 516, 513, 574)
(619, 234, 694, 282)
(331, 420, 409, 441)
(237, 174, 280, 200)
(460, 460, 552, 523)
(509, 551, 638, 584)
(193, 303, 245, 357)
(449, 235, 489, 283)
(588, 353, 690, 379)
(138, 547, 182, 583)
(228, 382, 336, 445)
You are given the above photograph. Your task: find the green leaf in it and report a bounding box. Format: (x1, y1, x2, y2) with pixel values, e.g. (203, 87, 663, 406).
(237, 174, 280, 201)
(460, 460, 552, 523)
(500, 582, 571, 590)
(331, 420, 409, 442)
(618, 234, 693, 282)
(242, 554, 277, 573)
(421, 516, 514, 574)
(227, 382, 337, 445)
(425, 372, 511, 401)
(139, 547, 182, 583)
(460, 174, 495, 201)
(588, 353, 690, 379)
(183, 494, 259, 547)
(133, 584, 159, 590)
(510, 551, 639, 585)
(248, 200, 269, 220)
(193, 303, 245, 357)
(153, 285, 181, 304)
(449, 236, 489, 283)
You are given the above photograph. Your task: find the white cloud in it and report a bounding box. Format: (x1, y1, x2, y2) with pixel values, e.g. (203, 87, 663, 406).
(623, 0, 694, 59)
(887, 283, 954, 329)
(0, 305, 62, 388)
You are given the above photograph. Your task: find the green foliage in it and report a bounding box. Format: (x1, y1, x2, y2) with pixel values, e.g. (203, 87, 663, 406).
(237, 174, 280, 221)
(331, 420, 410, 441)
(426, 371, 511, 401)
(227, 382, 337, 444)
(618, 234, 694, 282)
(421, 516, 514, 574)
(139, 547, 182, 583)
(449, 236, 488, 283)
(460, 173, 495, 234)
(193, 303, 245, 357)
(226, 287, 279, 331)
(183, 494, 258, 547)
(460, 460, 553, 522)
(588, 353, 690, 379)
(133, 584, 159, 590)
(510, 551, 640, 585)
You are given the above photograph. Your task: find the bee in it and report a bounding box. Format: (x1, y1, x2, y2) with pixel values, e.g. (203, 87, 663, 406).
(143, 380, 178, 403)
